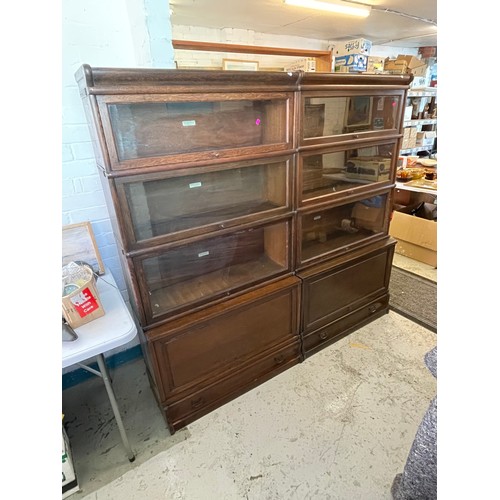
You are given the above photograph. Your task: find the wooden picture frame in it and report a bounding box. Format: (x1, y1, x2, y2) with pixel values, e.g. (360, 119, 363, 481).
(222, 59, 259, 71)
(62, 221, 105, 275)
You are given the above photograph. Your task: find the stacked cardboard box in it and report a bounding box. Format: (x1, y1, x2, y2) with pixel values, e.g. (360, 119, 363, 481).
(366, 56, 385, 74)
(333, 38, 372, 57)
(384, 54, 432, 88)
(416, 131, 436, 148)
(284, 57, 316, 72)
(401, 127, 418, 150)
(334, 38, 371, 73)
(384, 55, 426, 74)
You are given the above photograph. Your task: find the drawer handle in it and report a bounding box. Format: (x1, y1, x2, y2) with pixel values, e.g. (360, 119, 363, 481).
(319, 331, 328, 340)
(191, 396, 205, 409)
(274, 354, 285, 364)
(369, 305, 378, 314)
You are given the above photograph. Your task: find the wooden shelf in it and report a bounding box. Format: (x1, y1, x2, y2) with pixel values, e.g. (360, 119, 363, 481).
(172, 40, 333, 72)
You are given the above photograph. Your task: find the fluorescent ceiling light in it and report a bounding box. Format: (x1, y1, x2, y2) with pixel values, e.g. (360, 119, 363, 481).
(284, 0, 371, 18)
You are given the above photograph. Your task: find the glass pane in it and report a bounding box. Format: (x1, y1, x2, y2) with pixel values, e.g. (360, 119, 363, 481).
(142, 221, 289, 318)
(109, 99, 288, 161)
(303, 96, 400, 138)
(124, 161, 288, 242)
(301, 193, 388, 262)
(301, 144, 394, 202)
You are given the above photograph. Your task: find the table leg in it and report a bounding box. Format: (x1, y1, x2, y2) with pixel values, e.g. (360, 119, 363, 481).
(95, 354, 135, 462)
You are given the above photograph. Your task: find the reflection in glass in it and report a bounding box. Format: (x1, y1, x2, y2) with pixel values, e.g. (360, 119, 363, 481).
(109, 99, 288, 161)
(301, 193, 388, 262)
(301, 144, 394, 202)
(303, 96, 400, 138)
(142, 221, 289, 317)
(123, 160, 288, 243)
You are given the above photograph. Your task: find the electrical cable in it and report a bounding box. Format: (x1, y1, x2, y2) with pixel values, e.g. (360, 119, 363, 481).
(342, 0, 437, 26)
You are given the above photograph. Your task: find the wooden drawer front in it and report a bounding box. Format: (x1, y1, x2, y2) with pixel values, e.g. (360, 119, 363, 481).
(302, 295, 389, 357)
(301, 249, 391, 332)
(97, 93, 293, 172)
(151, 279, 300, 400)
(164, 340, 301, 431)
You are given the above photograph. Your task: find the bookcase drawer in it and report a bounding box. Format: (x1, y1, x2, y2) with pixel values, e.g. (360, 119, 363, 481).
(148, 276, 301, 402)
(163, 340, 301, 432)
(298, 239, 395, 332)
(302, 295, 389, 358)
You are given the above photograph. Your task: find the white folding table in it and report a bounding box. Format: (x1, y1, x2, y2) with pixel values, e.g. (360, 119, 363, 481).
(62, 270, 138, 462)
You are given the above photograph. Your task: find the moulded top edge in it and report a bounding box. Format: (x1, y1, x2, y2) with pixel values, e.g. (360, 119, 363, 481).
(298, 72, 413, 87)
(75, 64, 301, 92)
(75, 65, 413, 94)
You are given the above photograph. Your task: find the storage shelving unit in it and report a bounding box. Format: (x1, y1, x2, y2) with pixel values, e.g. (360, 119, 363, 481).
(400, 88, 437, 155)
(76, 66, 412, 433)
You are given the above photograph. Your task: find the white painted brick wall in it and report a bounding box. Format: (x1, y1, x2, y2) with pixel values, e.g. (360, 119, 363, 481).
(62, 0, 175, 364)
(62, 0, 174, 304)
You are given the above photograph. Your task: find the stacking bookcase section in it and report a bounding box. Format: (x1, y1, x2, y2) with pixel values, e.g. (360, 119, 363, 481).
(298, 73, 408, 149)
(297, 188, 392, 269)
(76, 66, 297, 174)
(76, 66, 302, 433)
(76, 66, 412, 432)
(297, 141, 398, 208)
(297, 239, 396, 358)
(132, 216, 293, 325)
(112, 155, 293, 250)
(294, 72, 410, 358)
(147, 276, 301, 432)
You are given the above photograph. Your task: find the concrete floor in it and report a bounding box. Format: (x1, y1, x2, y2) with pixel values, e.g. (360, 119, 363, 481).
(62, 258, 437, 500)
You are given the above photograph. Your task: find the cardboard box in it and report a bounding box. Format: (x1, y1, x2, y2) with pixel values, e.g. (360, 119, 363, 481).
(345, 157, 391, 181)
(62, 264, 105, 328)
(409, 66, 432, 88)
(366, 56, 385, 73)
(351, 201, 384, 231)
(384, 55, 426, 75)
(401, 136, 417, 150)
(334, 38, 372, 57)
(404, 105, 413, 121)
(416, 131, 436, 147)
(389, 207, 437, 267)
(334, 54, 367, 73)
(284, 57, 316, 72)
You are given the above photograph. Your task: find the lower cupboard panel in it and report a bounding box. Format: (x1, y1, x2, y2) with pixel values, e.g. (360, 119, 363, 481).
(163, 340, 301, 432)
(302, 294, 389, 358)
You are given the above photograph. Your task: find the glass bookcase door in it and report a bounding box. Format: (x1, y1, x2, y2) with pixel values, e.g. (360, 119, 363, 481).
(301, 94, 402, 145)
(298, 191, 390, 266)
(98, 93, 293, 171)
(299, 142, 396, 206)
(116, 157, 291, 249)
(137, 219, 291, 322)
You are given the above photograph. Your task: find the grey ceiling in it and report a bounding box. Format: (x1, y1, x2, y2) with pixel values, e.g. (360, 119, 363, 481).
(170, 0, 437, 48)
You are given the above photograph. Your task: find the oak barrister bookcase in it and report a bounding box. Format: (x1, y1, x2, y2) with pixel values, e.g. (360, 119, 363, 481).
(76, 65, 412, 433)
